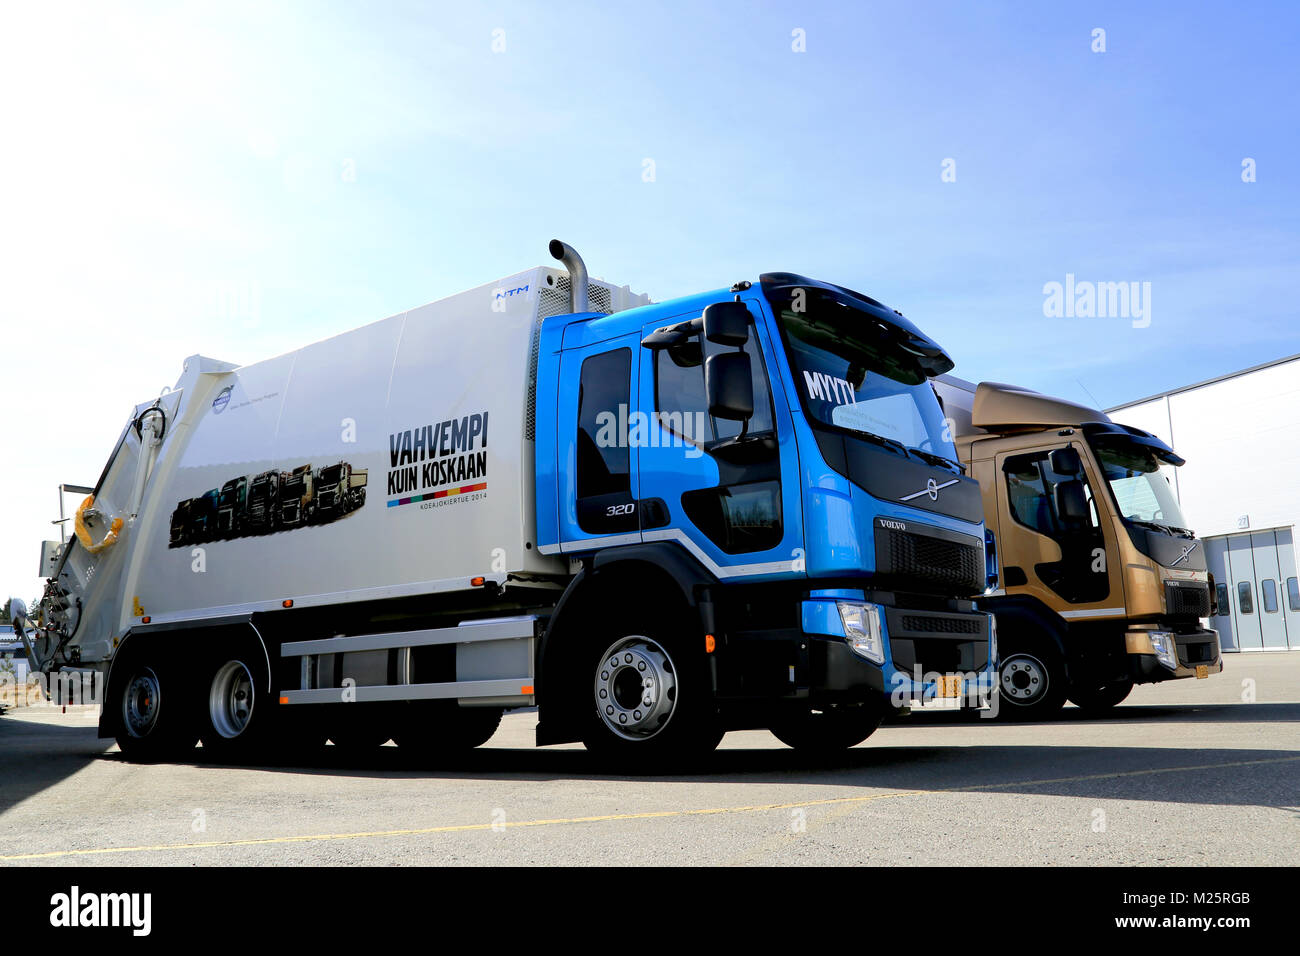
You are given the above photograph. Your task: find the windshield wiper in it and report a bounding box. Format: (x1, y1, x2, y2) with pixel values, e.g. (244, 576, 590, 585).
(850, 429, 910, 459)
(1127, 517, 1191, 537)
(907, 447, 963, 473)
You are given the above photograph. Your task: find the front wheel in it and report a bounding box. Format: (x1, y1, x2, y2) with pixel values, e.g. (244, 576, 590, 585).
(581, 630, 722, 762)
(996, 645, 1066, 720)
(1067, 678, 1133, 712)
(769, 705, 881, 753)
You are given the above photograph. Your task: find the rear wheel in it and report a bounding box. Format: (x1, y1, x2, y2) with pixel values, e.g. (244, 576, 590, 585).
(1068, 678, 1133, 712)
(996, 643, 1066, 720)
(580, 626, 722, 762)
(115, 660, 197, 761)
(769, 704, 881, 753)
(200, 653, 274, 760)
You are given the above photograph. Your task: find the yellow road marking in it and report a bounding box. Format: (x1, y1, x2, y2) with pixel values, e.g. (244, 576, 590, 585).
(2, 754, 1296, 861)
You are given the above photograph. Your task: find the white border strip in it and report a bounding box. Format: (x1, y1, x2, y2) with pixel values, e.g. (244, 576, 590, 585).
(1059, 607, 1127, 620)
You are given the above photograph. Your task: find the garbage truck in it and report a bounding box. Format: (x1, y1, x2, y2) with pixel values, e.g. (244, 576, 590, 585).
(933, 377, 1221, 718)
(19, 241, 997, 762)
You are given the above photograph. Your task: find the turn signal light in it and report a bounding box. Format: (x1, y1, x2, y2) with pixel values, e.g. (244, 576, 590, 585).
(282, 599, 293, 608)
(705, 634, 716, 653)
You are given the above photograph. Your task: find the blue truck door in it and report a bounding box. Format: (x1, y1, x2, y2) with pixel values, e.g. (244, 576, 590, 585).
(556, 336, 642, 552)
(636, 301, 803, 579)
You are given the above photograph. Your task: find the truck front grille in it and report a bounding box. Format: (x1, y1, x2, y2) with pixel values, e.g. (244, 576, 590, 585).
(875, 526, 984, 596)
(899, 614, 983, 635)
(1166, 582, 1211, 619)
(884, 607, 990, 674)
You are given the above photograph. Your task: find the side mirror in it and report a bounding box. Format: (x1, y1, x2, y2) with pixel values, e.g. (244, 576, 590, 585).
(1050, 447, 1082, 476)
(703, 301, 750, 346)
(705, 351, 753, 422)
(1054, 479, 1089, 525)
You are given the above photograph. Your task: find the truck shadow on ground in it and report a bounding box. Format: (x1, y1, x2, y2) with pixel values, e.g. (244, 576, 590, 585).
(5, 703, 1297, 815)
(893, 701, 1300, 727)
(169, 743, 1300, 813)
(156, 701, 1300, 809)
(0, 718, 115, 814)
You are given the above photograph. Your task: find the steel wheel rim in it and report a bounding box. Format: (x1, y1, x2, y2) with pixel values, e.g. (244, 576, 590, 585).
(122, 668, 162, 738)
(209, 660, 255, 739)
(1000, 653, 1049, 706)
(593, 636, 678, 741)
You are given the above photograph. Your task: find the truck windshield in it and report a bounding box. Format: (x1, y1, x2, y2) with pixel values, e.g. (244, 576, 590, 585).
(1092, 439, 1190, 533)
(774, 297, 957, 463)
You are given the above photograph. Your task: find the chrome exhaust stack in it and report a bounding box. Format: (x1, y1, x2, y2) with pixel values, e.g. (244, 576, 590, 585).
(548, 239, 589, 314)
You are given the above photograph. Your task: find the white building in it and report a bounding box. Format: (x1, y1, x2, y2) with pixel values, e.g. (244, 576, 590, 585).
(1107, 353, 1300, 653)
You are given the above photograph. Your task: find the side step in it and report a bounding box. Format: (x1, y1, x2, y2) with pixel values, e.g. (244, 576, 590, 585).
(279, 615, 538, 708)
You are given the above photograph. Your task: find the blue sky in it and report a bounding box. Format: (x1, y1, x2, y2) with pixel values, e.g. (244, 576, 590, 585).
(1, 0, 1297, 598)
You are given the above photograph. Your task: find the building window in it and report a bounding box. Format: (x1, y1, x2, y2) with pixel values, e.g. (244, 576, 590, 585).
(1237, 581, 1254, 615)
(1215, 583, 1229, 616)
(1261, 578, 1279, 613)
(1287, 577, 1300, 612)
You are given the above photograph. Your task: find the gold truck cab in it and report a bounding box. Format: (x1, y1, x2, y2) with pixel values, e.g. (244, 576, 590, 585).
(945, 381, 1222, 718)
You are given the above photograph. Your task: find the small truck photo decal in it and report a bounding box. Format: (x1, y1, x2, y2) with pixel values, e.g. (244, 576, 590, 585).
(168, 460, 368, 547)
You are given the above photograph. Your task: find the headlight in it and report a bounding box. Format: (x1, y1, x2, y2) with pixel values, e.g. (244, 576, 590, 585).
(1148, 631, 1178, 670)
(837, 602, 886, 664)
(984, 529, 999, 593)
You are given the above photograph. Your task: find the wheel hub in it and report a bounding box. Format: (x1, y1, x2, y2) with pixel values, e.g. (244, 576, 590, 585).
(1000, 653, 1048, 706)
(593, 637, 677, 741)
(209, 660, 256, 739)
(123, 669, 161, 738)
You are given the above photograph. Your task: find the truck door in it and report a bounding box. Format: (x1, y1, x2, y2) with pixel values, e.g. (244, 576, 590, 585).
(556, 336, 642, 551)
(995, 442, 1124, 615)
(634, 302, 801, 578)
(1225, 533, 1263, 650)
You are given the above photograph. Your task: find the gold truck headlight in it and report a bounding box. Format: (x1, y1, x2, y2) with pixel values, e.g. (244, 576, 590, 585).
(837, 602, 886, 665)
(1148, 631, 1178, 670)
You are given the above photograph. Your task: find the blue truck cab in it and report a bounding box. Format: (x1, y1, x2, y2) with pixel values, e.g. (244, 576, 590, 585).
(533, 260, 997, 755)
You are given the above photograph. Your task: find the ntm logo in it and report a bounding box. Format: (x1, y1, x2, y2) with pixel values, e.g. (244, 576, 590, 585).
(494, 284, 529, 299)
(49, 886, 152, 937)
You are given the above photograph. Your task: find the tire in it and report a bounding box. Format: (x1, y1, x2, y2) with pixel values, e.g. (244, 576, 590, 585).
(114, 659, 197, 762)
(1068, 678, 1134, 712)
(393, 702, 503, 752)
(580, 620, 723, 763)
(995, 642, 1067, 720)
(769, 704, 882, 753)
(200, 651, 274, 760)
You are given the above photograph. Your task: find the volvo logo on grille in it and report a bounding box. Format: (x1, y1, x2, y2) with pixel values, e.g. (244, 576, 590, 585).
(880, 519, 907, 531)
(900, 478, 960, 503)
(1171, 541, 1199, 566)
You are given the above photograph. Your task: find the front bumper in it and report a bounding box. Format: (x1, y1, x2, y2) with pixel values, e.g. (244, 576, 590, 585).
(800, 592, 996, 709)
(1125, 625, 1223, 683)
